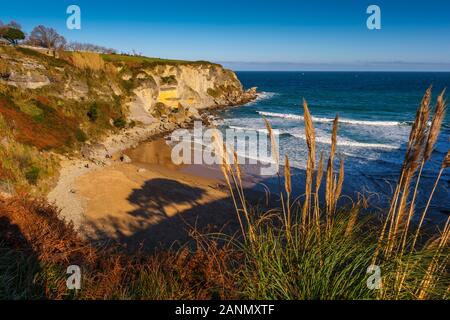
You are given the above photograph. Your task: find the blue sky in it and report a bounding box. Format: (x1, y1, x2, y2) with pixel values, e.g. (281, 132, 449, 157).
(1, 0, 450, 71)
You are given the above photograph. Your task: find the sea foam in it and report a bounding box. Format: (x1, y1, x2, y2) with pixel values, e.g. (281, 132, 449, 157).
(257, 111, 402, 126)
(227, 125, 399, 150)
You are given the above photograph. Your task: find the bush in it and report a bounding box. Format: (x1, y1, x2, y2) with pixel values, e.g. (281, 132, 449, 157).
(75, 129, 87, 143)
(160, 75, 177, 86)
(1, 27, 25, 45)
(87, 103, 99, 122)
(25, 166, 40, 185)
(113, 117, 126, 129)
(151, 102, 169, 118)
(207, 88, 219, 98)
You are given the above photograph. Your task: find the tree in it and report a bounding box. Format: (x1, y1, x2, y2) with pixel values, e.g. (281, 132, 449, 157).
(0, 27, 25, 45)
(7, 21, 22, 30)
(29, 25, 66, 50)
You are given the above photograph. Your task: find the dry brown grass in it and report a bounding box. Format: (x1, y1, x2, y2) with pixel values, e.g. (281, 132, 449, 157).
(0, 58, 9, 77)
(361, 87, 450, 299)
(302, 99, 316, 231)
(263, 116, 280, 168)
(284, 154, 292, 236)
(442, 150, 450, 169)
(326, 117, 338, 206)
(401, 90, 448, 251)
(0, 97, 79, 150)
(424, 90, 447, 161)
(314, 151, 324, 238)
(0, 195, 239, 299)
(211, 129, 254, 242)
(325, 115, 339, 231)
(66, 52, 105, 71)
(383, 87, 431, 256)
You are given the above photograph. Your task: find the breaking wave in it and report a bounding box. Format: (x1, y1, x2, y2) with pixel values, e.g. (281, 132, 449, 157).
(257, 111, 403, 127)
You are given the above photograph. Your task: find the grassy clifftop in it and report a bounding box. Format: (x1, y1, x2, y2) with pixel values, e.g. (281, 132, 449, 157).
(100, 52, 219, 67)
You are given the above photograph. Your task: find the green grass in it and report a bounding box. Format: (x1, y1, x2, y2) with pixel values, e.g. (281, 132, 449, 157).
(238, 213, 375, 299)
(0, 114, 59, 194)
(231, 208, 448, 300)
(15, 47, 68, 68)
(101, 53, 219, 67)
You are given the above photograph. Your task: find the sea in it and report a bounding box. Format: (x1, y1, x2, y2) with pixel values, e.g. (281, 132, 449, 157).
(217, 72, 450, 220)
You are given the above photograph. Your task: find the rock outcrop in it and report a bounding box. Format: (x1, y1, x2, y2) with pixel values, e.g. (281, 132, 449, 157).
(0, 52, 51, 89)
(125, 64, 256, 124)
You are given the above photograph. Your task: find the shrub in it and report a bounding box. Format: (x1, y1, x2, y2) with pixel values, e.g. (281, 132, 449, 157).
(160, 75, 177, 86)
(75, 129, 87, 143)
(207, 88, 219, 98)
(151, 102, 169, 118)
(87, 103, 99, 122)
(121, 79, 135, 93)
(25, 166, 40, 185)
(128, 120, 136, 128)
(113, 117, 126, 129)
(1, 27, 25, 45)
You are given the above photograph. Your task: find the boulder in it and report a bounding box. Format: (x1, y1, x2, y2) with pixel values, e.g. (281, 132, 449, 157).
(187, 106, 201, 119)
(6, 70, 50, 89)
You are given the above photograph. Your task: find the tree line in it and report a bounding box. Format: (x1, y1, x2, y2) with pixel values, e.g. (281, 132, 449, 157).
(0, 20, 116, 54)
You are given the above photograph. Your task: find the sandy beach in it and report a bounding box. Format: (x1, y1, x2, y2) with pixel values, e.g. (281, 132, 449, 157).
(48, 130, 243, 249)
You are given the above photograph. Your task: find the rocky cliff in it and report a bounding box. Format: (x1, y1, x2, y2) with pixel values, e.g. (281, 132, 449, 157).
(0, 45, 256, 194)
(127, 63, 256, 123)
(0, 46, 256, 128)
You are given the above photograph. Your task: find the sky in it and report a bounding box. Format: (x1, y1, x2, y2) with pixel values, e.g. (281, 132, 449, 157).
(1, 0, 450, 71)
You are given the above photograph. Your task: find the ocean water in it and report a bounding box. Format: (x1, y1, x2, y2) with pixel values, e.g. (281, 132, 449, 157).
(217, 72, 450, 218)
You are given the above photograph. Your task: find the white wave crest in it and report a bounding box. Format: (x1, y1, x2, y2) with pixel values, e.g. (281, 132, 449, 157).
(244, 92, 277, 106)
(228, 125, 270, 134)
(290, 133, 398, 149)
(257, 111, 402, 126)
(226, 125, 398, 150)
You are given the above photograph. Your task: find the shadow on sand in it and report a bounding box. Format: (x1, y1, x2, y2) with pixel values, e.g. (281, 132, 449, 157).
(84, 178, 240, 251)
(83, 157, 449, 252)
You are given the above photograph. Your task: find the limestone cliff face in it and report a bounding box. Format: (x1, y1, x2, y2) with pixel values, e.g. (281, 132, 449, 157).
(0, 51, 51, 89)
(126, 64, 256, 124)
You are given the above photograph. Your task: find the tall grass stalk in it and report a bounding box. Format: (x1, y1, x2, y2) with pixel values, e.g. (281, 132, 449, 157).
(221, 88, 448, 300)
(325, 116, 339, 232)
(302, 100, 316, 233)
(386, 87, 431, 256)
(401, 90, 447, 254)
